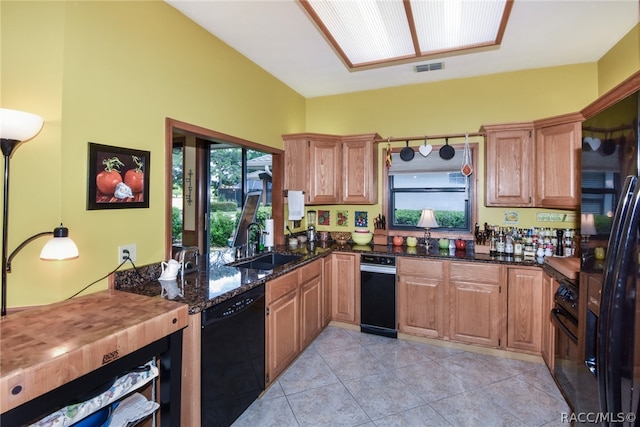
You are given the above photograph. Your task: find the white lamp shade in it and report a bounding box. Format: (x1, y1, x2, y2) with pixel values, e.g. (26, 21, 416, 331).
(417, 209, 439, 228)
(40, 237, 79, 260)
(581, 214, 597, 236)
(0, 108, 44, 142)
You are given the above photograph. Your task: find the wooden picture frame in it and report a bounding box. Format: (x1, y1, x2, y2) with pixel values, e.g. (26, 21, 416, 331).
(87, 142, 150, 210)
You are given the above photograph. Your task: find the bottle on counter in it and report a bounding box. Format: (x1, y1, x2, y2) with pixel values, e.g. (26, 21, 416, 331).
(536, 243, 545, 258)
(496, 228, 505, 255)
(544, 244, 553, 257)
(556, 229, 564, 256)
(505, 231, 514, 255)
(514, 235, 523, 257)
(565, 229, 573, 257)
(489, 229, 497, 256)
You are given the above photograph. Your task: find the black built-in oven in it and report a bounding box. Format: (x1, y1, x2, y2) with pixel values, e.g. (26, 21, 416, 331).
(550, 278, 599, 417)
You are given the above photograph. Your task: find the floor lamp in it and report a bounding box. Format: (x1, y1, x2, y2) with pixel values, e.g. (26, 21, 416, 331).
(1, 108, 79, 316)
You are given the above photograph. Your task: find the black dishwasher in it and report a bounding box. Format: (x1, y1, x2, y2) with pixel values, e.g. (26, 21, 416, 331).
(360, 254, 397, 338)
(201, 283, 265, 427)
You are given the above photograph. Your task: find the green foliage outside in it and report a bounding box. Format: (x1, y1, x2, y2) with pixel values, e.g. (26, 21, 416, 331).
(395, 209, 466, 229)
(208, 205, 273, 247)
(211, 201, 237, 212)
(210, 212, 237, 247)
(256, 206, 272, 223)
(172, 207, 182, 243)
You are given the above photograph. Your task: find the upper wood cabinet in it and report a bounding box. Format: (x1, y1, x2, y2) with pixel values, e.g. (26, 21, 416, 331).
(283, 133, 379, 205)
(482, 113, 582, 209)
(482, 122, 534, 207)
(308, 136, 342, 204)
(341, 135, 379, 204)
(533, 114, 583, 209)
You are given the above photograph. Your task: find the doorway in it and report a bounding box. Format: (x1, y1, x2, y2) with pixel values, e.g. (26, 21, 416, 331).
(164, 118, 284, 264)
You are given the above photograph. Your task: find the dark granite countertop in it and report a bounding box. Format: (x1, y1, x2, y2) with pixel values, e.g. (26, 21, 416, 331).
(115, 241, 550, 315)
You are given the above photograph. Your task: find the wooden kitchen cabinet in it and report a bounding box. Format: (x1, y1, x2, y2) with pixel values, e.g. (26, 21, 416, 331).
(398, 257, 446, 338)
(449, 263, 505, 347)
(482, 114, 582, 209)
(308, 137, 342, 204)
(323, 255, 333, 327)
(282, 133, 378, 205)
(341, 134, 378, 204)
(299, 260, 323, 349)
(534, 113, 582, 209)
(482, 122, 534, 206)
(506, 267, 543, 354)
(541, 271, 558, 370)
(330, 252, 359, 324)
(266, 270, 300, 384)
(266, 258, 325, 384)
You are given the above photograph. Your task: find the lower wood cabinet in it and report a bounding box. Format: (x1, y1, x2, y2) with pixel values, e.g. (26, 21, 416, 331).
(330, 252, 359, 324)
(266, 270, 299, 384)
(300, 261, 323, 349)
(541, 271, 558, 369)
(398, 258, 446, 338)
(449, 263, 505, 347)
(323, 255, 333, 327)
(265, 258, 324, 385)
(506, 267, 543, 353)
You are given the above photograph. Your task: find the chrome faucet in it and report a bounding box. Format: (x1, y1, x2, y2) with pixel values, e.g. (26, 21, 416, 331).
(246, 222, 264, 257)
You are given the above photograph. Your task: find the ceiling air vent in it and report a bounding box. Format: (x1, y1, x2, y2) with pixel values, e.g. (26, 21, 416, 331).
(415, 62, 444, 73)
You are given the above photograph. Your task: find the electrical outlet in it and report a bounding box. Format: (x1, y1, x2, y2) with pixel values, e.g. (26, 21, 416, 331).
(118, 244, 137, 263)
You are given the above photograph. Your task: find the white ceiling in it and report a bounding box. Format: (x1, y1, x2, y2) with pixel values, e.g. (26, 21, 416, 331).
(166, 0, 640, 98)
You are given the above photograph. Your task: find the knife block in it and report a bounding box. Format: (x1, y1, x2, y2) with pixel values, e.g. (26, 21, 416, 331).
(373, 229, 387, 245)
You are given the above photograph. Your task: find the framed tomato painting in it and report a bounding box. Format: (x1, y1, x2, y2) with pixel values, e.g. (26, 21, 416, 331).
(87, 142, 150, 210)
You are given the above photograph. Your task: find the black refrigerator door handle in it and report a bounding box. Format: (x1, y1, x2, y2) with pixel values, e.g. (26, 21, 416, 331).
(597, 175, 640, 421)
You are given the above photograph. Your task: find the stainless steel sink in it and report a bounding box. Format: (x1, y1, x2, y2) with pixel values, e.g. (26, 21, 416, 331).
(231, 253, 302, 270)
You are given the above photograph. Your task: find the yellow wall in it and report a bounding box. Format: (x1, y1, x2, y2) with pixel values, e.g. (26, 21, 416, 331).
(597, 23, 640, 95)
(1, 1, 639, 309)
(304, 64, 598, 234)
(1, 1, 305, 309)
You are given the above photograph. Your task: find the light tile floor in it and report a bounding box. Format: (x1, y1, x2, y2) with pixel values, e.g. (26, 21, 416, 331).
(233, 326, 571, 427)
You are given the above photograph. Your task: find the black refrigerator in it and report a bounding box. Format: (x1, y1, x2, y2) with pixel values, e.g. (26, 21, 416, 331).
(581, 89, 639, 425)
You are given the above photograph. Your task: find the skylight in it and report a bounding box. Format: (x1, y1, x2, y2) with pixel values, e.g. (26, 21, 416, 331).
(300, 0, 512, 69)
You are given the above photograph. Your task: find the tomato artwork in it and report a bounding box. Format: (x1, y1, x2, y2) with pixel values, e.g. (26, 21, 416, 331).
(96, 156, 124, 195)
(124, 155, 144, 193)
(125, 170, 144, 193)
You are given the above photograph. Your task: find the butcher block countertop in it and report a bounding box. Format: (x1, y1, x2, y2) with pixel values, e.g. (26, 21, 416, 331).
(543, 256, 580, 280)
(0, 290, 188, 414)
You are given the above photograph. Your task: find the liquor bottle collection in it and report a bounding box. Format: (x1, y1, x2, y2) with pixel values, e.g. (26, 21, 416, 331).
(475, 223, 579, 261)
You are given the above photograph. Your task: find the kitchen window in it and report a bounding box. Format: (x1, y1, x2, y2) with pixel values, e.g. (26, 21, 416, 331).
(386, 146, 477, 233)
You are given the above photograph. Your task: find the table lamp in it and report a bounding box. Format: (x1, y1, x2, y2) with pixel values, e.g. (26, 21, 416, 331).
(417, 209, 439, 249)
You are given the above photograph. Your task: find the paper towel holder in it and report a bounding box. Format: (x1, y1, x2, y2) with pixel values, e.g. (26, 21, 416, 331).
(264, 218, 275, 251)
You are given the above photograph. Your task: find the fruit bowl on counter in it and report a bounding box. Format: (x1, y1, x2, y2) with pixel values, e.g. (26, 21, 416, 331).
(330, 231, 351, 245)
(351, 230, 373, 245)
